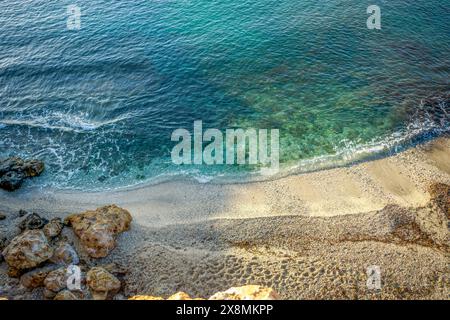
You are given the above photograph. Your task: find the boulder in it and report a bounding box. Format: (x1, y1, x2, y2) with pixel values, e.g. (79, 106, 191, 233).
(2, 230, 53, 270)
(43, 218, 63, 238)
(19, 213, 48, 231)
(86, 267, 121, 300)
(20, 265, 58, 289)
(0, 157, 44, 191)
(44, 267, 68, 293)
(64, 205, 132, 258)
(54, 290, 78, 300)
(0, 213, 5, 220)
(208, 285, 279, 300)
(50, 242, 79, 265)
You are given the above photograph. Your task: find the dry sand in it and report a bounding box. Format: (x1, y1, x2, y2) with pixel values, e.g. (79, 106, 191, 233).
(0, 137, 449, 299)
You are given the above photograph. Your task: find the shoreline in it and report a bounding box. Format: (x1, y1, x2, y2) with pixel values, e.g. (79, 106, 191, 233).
(1, 136, 449, 225)
(0, 136, 449, 299)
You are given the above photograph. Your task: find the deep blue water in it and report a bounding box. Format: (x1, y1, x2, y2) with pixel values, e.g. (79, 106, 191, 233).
(0, 0, 449, 190)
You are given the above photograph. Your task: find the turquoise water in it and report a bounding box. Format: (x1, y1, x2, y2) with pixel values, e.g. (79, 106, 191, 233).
(0, 0, 449, 190)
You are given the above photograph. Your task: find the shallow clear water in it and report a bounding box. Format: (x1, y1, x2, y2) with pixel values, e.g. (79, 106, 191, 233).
(0, 0, 449, 190)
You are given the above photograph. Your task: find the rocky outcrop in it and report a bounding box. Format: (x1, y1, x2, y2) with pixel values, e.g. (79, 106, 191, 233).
(209, 285, 280, 300)
(0, 157, 44, 191)
(64, 205, 132, 258)
(2, 230, 53, 270)
(86, 267, 121, 300)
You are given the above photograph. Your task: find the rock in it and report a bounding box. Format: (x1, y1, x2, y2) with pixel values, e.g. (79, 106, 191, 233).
(43, 218, 63, 238)
(0, 237, 6, 250)
(43, 288, 57, 299)
(20, 265, 58, 289)
(0, 213, 5, 220)
(54, 290, 78, 300)
(19, 213, 48, 231)
(127, 287, 277, 301)
(50, 242, 79, 265)
(7, 267, 23, 278)
(208, 285, 280, 300)
(18, 210, 27, 217)
(64, 205, 132, 258)
(0, 171, 25, 191)
(0, 157, 44, 191)
(86, 267, 121, 300)
(167, 292, 199, 300)
(44, 268, 67, 293)
(2, 230, 53, 270)
(128, 295, 164, 300)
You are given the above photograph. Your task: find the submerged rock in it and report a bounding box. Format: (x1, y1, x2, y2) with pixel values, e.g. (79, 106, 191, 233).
(0, 157, 44, 191)
(86, 267, 121, 300)
(64, 205, 132, 258)
(0, 213, 6, 220)
(208, 285, 280, 300)
(19, 213, 48, 231)
(2, 230, 53, 270)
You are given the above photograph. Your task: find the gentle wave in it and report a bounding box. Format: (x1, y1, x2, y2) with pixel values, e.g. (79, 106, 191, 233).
(0, 111, 134, 133)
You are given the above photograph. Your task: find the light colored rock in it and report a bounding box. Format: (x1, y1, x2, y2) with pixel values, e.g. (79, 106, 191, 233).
(50, 242, 79, 265)
(86, 267, 121, 300)
(208, 285, 279, 300)
(43, 218, 63, 238)
(44, 267, 67, 293)
(2, 230, 53, 270)
(64, 205, 132, 258)
(20, 265, 58, 289)
(167, 292, 195, 300)
(54, 290, 78, 300)
(128, 295, 164, 300)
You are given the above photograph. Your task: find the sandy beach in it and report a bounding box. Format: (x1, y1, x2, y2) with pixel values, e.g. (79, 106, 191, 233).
(0, 137, 449, 299)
